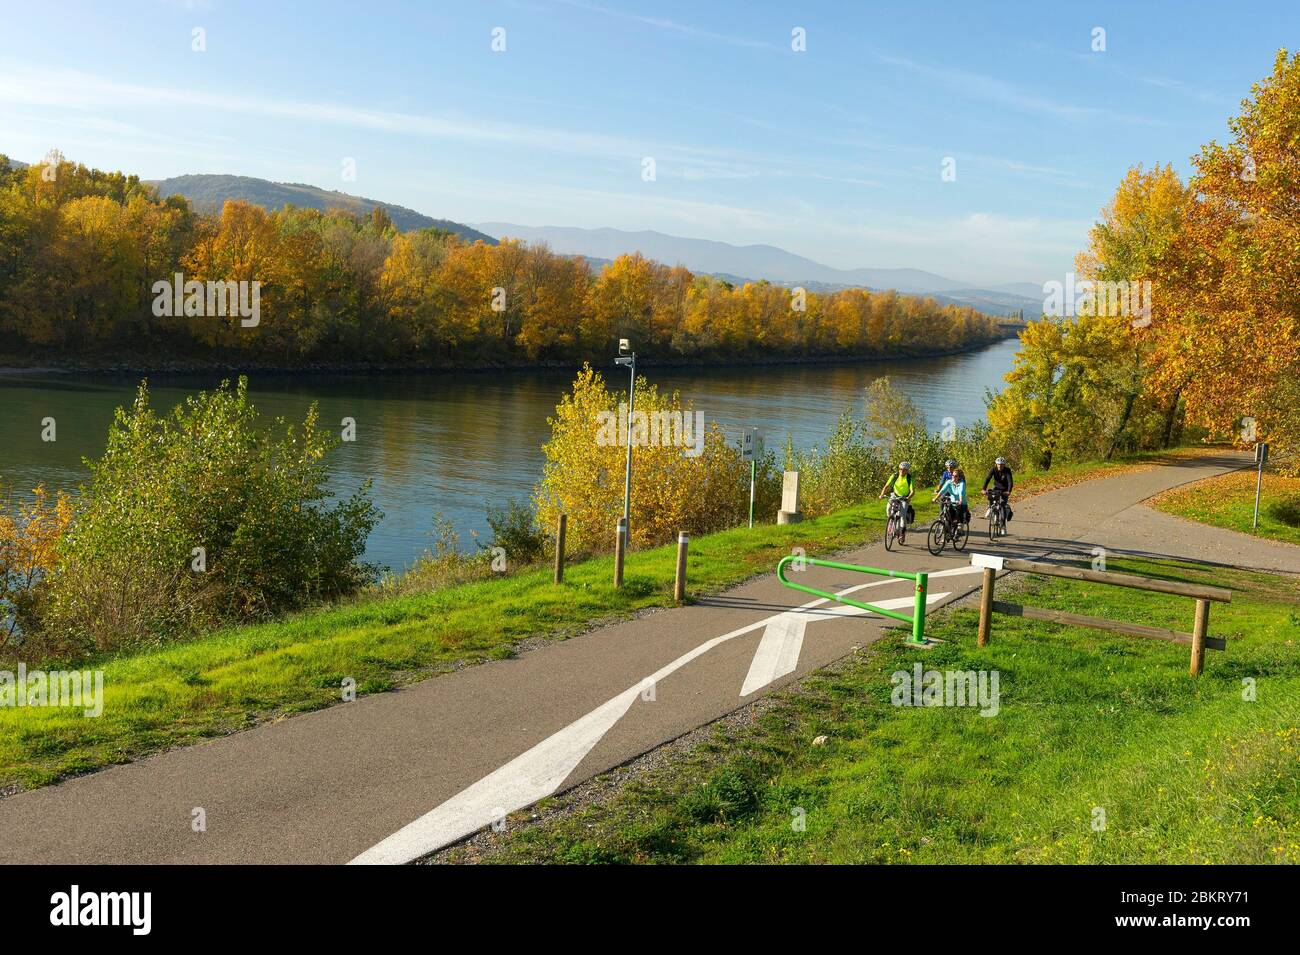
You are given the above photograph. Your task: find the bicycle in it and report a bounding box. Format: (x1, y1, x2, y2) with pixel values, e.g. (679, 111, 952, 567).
(986, 489, 1009, 541)
(884, 493, 909, 551)
(927, 493, 969, 555)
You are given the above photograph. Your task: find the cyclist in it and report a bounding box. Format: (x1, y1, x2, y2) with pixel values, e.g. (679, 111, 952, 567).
(982, 456, 1014, 522)
(937, 458, 958, 491)
(878, 461, 916, 526)
(934, 466, 970, 526)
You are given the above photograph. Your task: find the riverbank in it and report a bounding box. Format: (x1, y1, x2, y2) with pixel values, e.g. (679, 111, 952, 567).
(0, 334, 1015, 378)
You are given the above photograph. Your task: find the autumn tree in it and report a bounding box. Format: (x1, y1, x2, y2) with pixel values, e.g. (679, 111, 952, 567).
(0, 155, 1005, 367)
(1150, 50, 1300, 453)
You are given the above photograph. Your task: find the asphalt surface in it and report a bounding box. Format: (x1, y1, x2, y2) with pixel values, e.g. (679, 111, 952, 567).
(1, 451, 1295, 864)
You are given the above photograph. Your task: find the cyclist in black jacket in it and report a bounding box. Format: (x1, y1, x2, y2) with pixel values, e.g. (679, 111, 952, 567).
(982, 456, 1014, 521)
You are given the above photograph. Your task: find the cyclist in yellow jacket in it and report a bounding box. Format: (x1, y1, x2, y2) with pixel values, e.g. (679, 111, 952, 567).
(877, 461, 916, 525)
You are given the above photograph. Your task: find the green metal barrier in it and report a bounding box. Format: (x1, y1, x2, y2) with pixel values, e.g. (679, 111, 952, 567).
(777, 555, 929, 645)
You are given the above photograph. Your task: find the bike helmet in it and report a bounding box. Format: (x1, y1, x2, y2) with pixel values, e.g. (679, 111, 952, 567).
(898, 461, 910, 471)
(945, 458, 957, 469)
(995, 456, 1006, 465)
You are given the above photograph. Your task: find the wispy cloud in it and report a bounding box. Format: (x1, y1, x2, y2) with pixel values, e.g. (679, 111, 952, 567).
(553, 0, 780, 52)
(0, 62, 897, 189)
(1034, 41, 1236, 108)
(877, 54, 1167, 127)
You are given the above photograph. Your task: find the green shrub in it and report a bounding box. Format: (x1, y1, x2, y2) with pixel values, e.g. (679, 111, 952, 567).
(31, 378, 379, 658)
(680, 763, 764, 824)
(483, 498, 548, 567)
(788, 380, 1019, 518)
(1268, 494, 1300, 528)
(373, 512, 491, 597)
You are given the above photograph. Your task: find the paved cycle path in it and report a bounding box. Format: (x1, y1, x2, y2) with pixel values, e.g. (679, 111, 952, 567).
(1, 451, 1294, 864)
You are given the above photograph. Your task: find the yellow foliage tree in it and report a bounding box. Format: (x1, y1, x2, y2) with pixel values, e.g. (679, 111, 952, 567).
(534, 366, 756, 551)
(0, 485, 74, 648)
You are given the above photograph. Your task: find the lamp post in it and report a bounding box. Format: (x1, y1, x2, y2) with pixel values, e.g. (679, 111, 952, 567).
(614, 338, 636, 537)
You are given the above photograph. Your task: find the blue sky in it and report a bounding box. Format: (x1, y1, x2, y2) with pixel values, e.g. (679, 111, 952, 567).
(1, 0, 1294, 285)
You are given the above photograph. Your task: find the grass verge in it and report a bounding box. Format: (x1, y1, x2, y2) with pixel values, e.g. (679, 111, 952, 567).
(0, 451, 1192, 794)
(1150, 468, 1300, 546)
(445, 556, 1300, 864)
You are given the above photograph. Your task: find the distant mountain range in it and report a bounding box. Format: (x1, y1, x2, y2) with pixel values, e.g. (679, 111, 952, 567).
(150, 174, 496, 245)
(478, 223, 1040, 316)
(2, 153, 1039, 316)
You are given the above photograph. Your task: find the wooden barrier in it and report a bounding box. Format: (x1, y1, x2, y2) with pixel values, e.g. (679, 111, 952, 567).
(553, 513, 567, 584)
(674, 532, 689, 603)
(971, 554, 1231, 676)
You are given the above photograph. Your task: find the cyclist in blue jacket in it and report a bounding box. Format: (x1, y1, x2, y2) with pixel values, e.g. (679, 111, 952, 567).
(934, 467, 970, 526)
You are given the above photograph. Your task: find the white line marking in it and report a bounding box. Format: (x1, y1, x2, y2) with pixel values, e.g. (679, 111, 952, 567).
(349, 563, 984, 864)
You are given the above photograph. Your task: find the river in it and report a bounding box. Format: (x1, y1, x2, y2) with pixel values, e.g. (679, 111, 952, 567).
(0, 337, 1020, 571)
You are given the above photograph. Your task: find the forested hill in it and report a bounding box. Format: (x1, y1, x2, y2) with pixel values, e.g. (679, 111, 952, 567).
(0, 156, 1006, 370)
(151, 174, 495, 244)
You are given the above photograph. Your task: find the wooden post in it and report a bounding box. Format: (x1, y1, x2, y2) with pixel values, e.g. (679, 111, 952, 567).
(1190, 598, 1210, 677)
(553, 513, 567, 584)
(613, 517, 627, 588)
(674, 532, 689, 603)
(977, 567, 995, 647)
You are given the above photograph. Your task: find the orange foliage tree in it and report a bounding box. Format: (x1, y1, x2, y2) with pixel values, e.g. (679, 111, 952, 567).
(1148, 50, 1300, 453)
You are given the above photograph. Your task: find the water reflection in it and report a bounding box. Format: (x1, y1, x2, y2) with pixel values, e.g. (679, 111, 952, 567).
(0, 338, 1018, 570)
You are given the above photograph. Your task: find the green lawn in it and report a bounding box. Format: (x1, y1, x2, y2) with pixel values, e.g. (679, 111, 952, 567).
(1150, 468, 1300, 546)
(453, 556, 1300, 864)
(1, 498, 919, 791)
(0, 451, 1188, 794)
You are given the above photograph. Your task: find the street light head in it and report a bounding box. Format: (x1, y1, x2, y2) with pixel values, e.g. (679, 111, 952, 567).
(618, 338, 630, 355)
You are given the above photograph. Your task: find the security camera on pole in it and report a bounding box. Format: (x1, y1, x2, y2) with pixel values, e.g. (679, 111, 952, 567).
(614, 338, 635, 585)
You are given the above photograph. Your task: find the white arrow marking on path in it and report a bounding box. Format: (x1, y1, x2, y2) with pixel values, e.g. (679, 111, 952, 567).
(740, 614, 808, 698)
(349, 563, 983, 864)
(739, 591, 947, 697)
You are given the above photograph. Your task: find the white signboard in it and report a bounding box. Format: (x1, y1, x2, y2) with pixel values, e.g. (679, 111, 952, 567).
(742, 427, 762, 462)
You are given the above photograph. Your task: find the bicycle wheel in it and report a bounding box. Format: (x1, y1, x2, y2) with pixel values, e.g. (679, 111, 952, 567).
(988, 516, 998, 542)
(953, 519, 969, 551)
(926, 520, 946, 555)
(884, 515, 898, 551)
